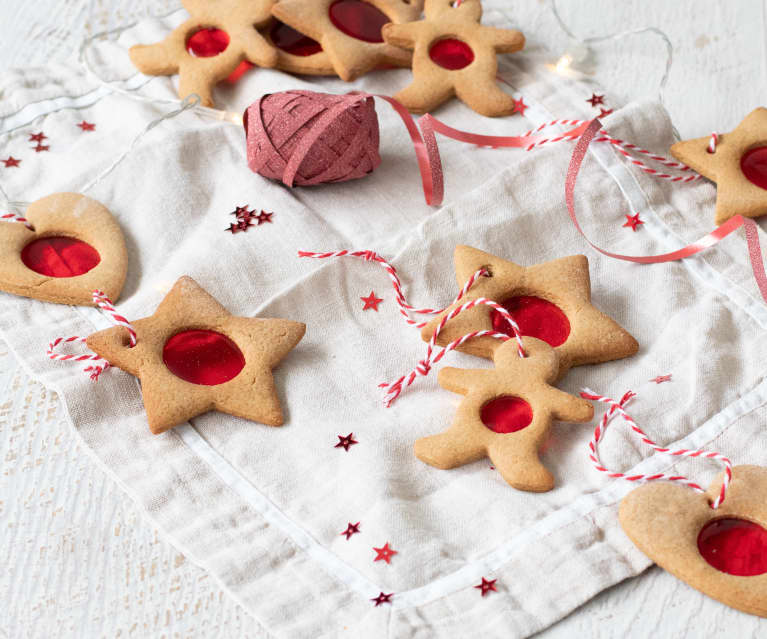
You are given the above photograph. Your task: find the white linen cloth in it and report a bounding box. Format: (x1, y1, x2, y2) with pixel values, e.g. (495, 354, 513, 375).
(2, 5, 767, 637)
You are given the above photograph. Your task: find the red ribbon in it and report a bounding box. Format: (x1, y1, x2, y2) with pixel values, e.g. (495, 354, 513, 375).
(566, 119, 767, 304)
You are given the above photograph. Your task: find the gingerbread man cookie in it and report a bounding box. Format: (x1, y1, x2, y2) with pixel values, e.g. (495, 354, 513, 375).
(382, 0, 525, 116)
(0, 193, 127, 306)
(271, 0, 424, 81)
(420, 246, 638, 376)
(620, 465, 767, 617)
(415, 337, 594, 491)
(671, 108, 767, 225)
(129, 0, 278, 107)
(87, 276, 305, 434)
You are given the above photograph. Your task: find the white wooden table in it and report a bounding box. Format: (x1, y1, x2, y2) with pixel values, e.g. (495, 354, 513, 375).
(1, 1, 765, 637)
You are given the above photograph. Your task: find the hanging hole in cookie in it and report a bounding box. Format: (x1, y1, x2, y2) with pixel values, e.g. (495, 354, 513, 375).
(480, 396, 533, 433)
(697, 518, 767, 576)
(328, 0, 390, 43)
(21, 236, 101, 277)
(740, 147, 767, 190)
(163, 329, 245, 386)
(187, 27, 230, 57)
(490, 295, 570, 347)
(270, 20, 323, 56)
(429, 38, 475, 70)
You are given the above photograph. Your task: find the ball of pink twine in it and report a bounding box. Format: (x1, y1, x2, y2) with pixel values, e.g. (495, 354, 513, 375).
(244, 90, 382, 187)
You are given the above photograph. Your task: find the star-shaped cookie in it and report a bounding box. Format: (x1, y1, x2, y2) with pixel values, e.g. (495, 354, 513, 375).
(420, 246, 638, 375)
(271, 0, 424, 81)
(414, 337, 594, 491)
(382, 0, 525, 116)
(86, 276, 305, 435)
(129, 0, 278, 107)
(670, 108, 767, 225)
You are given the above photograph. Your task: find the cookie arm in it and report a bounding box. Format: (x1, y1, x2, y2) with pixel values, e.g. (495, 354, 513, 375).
(541, 387, 595, 423)
(381, 22, 421, 50)
(130, 40, 180, 76)
(483, 27, 525, 53)
(437, 367, 487, 395)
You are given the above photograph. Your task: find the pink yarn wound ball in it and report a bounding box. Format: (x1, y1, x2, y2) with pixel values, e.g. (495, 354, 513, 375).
(244, 90, 382, 187)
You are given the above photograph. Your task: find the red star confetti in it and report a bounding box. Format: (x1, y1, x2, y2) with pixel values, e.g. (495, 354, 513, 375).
(651, 374, 672, 384)
(474, 577, 498, 597)
(28, 132, 47, 143)
(2, 157, 20, 168)
(371, 592, 393, 607)
(512, 97, 528, 116)
(599, 108, 614, 118)
(77, 121, 96, 131)
(373, 542, 398, 564)
(255, 210, 274, 225)
(361, 291, 383, 311)
(231, 205, 252, 218)
(335, 433, 358, 451)
(623, 213, 644, 231)
(33, 144, 50, 153)
(341, 522, 361, 540)
(586, 93, 605, 107)
(226, 217, 255, 234)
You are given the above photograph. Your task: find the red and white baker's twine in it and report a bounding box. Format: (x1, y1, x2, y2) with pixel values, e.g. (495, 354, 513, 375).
(707, 132, 720, 154)
(581, 389, 732, 509)
(380, 298, 525, 407)
(521, 119, 701, 183)
(1, 212, 33, 229)
(298, 249, 489, 328)
(47, 290, 136, 381)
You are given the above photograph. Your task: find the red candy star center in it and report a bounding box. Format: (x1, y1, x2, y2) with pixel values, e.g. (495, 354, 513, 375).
(361, 291, 383, 311)
(623, 213, 644, 231)
(341, 522, 361, 540)
(373, 542, 398, 564)
(474, 577, 497, 596)
(371, 592, 393, 607)
(2, 156, 20, 168)
(335, 433, 358, 451)
(77, 121, 96, 131)
(586, 93, 605, 107)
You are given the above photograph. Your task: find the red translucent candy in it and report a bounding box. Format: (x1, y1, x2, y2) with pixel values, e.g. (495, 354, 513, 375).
(480, 396, 533, 433)
(163, 329, 245, 386)
(429, 38, 475, 70)
(329, 0, 389, 43)
(187, 27, 230, 57)
(226, 61, 254, 84)
(270, 20, 323, 56)
(21, 236, 100, 277)
(741, 147, 767, 190)
(698, 518, 767, 576)
(491, 296, 571, 347)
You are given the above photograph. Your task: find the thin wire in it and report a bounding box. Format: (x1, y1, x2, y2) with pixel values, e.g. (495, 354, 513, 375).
(80, 94, 201, 194)
(550, 0, 680, 140)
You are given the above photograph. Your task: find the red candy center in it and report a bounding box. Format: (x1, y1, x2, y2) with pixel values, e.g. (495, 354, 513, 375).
(270, 20, 323, 56)
(187, 27, 230, 57)
(329, 0, 390, 43)
(21, 236, 100, 277)
(490, 296, 571, 347)
(698, 518, 767, 576)
(480, 396, 533, 433)
(429, 38, 475, 70)
(741, 147, 767, 190)
(163, 329, 245, 386)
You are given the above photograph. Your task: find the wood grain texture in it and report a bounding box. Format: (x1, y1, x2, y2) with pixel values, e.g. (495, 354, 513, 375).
(0, 0, 766, 637)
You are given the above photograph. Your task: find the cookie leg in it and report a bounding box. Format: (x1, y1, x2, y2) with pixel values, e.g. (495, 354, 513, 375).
(394, 78, 455, 114)
(487, 439, 554, 492)
(455, 79, 516, 118)
(177, 63, 215, 107)
(414, 427, 487, 469)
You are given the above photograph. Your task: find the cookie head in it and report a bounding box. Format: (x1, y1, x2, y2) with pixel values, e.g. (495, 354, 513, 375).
(0, 193, 127, 306)
(620, 465, 767, 617)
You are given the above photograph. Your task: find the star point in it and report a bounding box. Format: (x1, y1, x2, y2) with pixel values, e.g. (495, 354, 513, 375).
(86, 276, 305, 434)
(623, 213, 644, 231)
(361, 291, 384, 311)
(474, 577, 497, 596)
(335, 433, 358, 451)
(373, 542, 398, 564)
